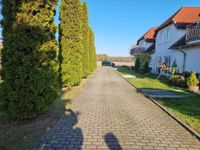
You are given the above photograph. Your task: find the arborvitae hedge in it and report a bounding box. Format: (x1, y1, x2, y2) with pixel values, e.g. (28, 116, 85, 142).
(60, 0, 82, 87)
(90, 29, 97, 71)
(89, 28, 96, 72)
(81, 2, 90, 78)
(0, 0, 59, 119)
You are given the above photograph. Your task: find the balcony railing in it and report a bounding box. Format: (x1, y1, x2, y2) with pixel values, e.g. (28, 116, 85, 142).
(186, 22, 200, 44)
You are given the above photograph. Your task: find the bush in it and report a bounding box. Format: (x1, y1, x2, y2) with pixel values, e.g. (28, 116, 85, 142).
(186, 71, 199, 87)
(143, 62, 150, 73)
(0, 0, 59, 119)
(135, 58, 141, 71)
(135, 53, 151, 65)
(183, 71, 191, 79)
(60, 0, 82, 87)
(169, 75, 187, 88)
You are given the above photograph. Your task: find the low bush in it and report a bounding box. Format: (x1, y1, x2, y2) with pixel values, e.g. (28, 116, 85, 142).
(135, 58, 141, 71)
(182, 71, 191, 79)
(169, 75, 187, 88)
(186, 71, 199, 87)
(143, 62, 150, 73)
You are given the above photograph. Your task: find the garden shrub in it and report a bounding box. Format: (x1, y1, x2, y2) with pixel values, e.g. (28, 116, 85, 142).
(169, 75, 187, 88)
(186, 71, 199, 87)
(135, 52, 151, 65)
(0, 0, 59, 119)
(183, 71, 191, 79)
(135, 58, 141, 71)
(143, 62, 150, 73)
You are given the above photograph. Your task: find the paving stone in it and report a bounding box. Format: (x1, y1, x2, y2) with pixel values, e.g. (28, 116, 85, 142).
(34, 67, 200, 150)
(141, 89, 187, 98)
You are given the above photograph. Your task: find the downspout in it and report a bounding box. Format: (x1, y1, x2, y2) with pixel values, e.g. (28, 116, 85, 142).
(179, 50, 187, 72)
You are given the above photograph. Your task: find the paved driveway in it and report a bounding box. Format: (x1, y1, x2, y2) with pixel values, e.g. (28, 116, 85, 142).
(35, 67, 200, 150)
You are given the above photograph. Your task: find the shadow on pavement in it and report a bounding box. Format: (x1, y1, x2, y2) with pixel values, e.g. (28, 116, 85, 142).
(34, 109, 83, 150)
(104, 133, 123, 150)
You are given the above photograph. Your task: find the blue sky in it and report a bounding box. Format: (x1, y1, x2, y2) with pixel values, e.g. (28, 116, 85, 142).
(1, 1, 200, 56)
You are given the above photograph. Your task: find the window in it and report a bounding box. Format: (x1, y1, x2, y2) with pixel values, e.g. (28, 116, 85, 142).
(166, 28, 170, 42)
(164, 56, 171, 66)
(157, 57, 162, 66)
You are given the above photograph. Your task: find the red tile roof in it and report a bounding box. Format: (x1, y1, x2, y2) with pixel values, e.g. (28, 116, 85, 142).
(137, 27, 158, 44)
(158, 7, 200, 31)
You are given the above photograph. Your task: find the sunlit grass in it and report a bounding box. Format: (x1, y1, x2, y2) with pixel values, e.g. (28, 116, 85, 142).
(118, 66, 200, 133)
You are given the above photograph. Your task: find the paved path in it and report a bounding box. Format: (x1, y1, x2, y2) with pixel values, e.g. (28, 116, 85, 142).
(35, 67, 200, 150)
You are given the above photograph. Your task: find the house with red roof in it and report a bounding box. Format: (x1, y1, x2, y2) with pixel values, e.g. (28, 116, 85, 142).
(150, 7, 200, 74)
(130, 27, 157, 55)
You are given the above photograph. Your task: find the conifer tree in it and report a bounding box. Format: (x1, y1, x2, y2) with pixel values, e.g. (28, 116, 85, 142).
(81, 2, 90, 77)
(60, 0, 82, 87)
(89, 28, 97, 72)
(91, 29, 97, 70)
(0, 0, 59, 119)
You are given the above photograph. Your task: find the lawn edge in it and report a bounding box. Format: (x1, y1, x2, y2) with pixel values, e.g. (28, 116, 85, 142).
(115, 68, 200, 141)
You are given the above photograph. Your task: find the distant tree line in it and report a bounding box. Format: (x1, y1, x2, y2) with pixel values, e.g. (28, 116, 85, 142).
(97, 54, 133, 62)
(0, 0, 96, 119)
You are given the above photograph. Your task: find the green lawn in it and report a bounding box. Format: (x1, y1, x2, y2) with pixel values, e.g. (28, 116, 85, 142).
(118, 67, 189, 95)
(158, 97, 200, 133)
(0, 81, 86, 150)
(117, 67, 200, 133)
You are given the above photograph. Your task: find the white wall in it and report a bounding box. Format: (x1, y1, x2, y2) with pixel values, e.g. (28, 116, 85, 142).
(151, 24, 186, 73)
(183, 46, 200, 73)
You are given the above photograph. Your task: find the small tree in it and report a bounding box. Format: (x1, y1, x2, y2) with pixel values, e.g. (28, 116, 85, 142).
(135, 58, 141, 71)
(186, 71, 199, 87)
(135, 52, 151, 65)
(143, 62, 150, 73)
(171, 59, 178, 75)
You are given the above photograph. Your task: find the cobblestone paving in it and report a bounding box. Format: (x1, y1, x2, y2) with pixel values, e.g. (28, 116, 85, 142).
(35, 67, 200, 150)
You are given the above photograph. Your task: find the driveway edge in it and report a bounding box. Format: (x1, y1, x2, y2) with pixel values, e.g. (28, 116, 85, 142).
(115, 69, 200, 141)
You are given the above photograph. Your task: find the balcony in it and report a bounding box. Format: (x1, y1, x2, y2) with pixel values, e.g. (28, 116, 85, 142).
(186, 22, 200, 45)
(130, 45, 145, 56)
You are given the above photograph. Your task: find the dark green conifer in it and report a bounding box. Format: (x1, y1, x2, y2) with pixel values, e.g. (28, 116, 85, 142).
(81, 2, 90, 77)
(89, 28, 97, 72)
(59, 0, 82, 87)
(0, 0, 59, 119)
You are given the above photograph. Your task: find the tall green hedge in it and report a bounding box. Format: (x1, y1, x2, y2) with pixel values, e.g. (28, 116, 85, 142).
(59, 0, 82, 87)
(89, 28, 96, 72)
(81, 2, 90, 78)
(89, 28, 97, 71)
(0, 0, 59, 119)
